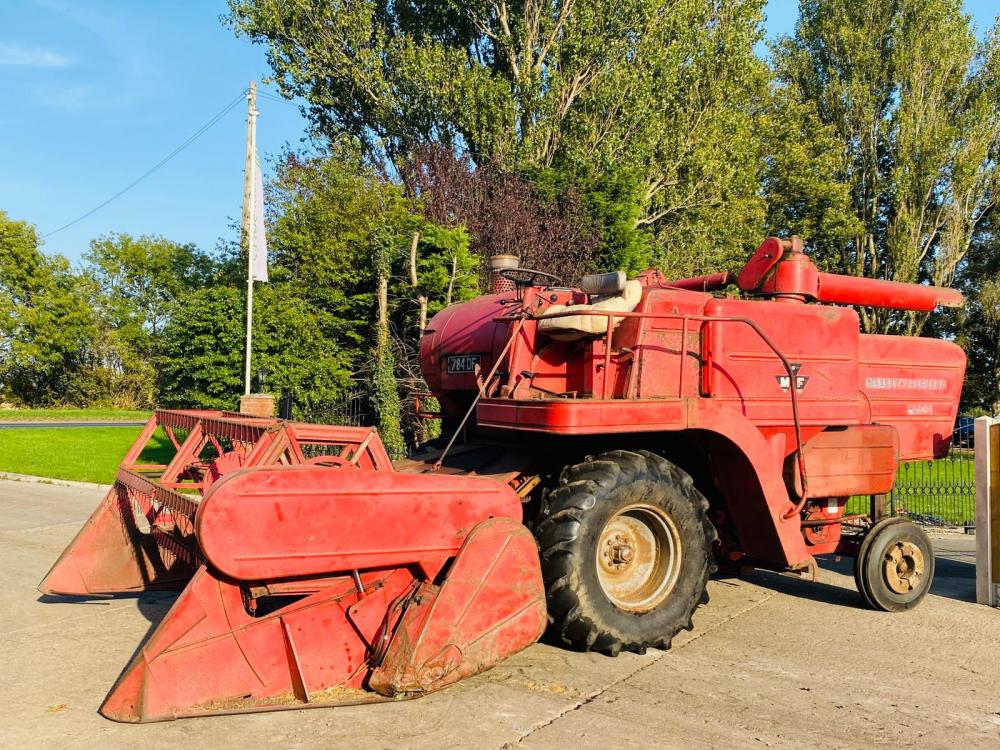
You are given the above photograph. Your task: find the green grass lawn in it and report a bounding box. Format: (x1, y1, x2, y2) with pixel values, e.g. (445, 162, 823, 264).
(0, 408, 152, 422)
(0, 427, 173, 484)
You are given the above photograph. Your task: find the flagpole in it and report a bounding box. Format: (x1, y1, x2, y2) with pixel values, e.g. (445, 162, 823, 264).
(243, 81, 257, 396)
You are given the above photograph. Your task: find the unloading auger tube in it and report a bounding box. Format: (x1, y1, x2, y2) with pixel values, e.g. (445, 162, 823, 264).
(42, 235, 966, 720)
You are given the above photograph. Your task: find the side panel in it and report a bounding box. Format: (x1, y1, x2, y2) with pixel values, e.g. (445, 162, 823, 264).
(783, 425, 899, 498)
(633, 288, 710, 399)
(702, 298, 862, 425)
(858, 334, 966, 459)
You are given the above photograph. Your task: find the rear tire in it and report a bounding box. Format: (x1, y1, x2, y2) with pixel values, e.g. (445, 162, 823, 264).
(853, 516, 905, 608)
(536, 450, 717, 655)
(855, 519, 935, 612)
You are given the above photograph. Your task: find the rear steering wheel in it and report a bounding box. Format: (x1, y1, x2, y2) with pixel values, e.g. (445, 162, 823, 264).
(498, 268, 563, 288)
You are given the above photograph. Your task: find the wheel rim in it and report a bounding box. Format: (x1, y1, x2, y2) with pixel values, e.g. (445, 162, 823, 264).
(596, 503, 682, 612)
(881, 540, 926, 595)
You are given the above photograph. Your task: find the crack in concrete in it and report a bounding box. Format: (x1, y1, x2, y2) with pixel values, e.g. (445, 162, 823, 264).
(505, 592, 775, 748)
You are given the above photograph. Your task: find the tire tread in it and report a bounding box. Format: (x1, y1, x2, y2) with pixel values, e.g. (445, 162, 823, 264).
(537, 450, 717, 655)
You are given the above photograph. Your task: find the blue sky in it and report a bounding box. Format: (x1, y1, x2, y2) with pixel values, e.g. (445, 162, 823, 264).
(1, 0, 996, 263)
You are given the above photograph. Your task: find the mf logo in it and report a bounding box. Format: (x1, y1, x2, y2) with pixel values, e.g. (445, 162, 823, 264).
(776, 363, 809, 393)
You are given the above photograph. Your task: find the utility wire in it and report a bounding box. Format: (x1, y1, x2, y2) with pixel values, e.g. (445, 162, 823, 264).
(257, 91, 301, 108)
(43, 89, 249, 238)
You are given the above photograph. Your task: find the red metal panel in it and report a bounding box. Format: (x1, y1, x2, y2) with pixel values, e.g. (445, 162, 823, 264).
(633, 288, 708, 399)
(702, 297, 862, 425)
(784, 425, 899, 498)
(370, 519, 546, 696)
(685, 399, 813, 568)
(38, 484, 196, 595)
(858, 334, 966, 459)
(196, 465, 523, 580)
(476, 397, 686, 434)
(100, 566, 415, 721)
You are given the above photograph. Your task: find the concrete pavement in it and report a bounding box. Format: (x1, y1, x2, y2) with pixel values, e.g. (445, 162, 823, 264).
(2, 479, 998, 749)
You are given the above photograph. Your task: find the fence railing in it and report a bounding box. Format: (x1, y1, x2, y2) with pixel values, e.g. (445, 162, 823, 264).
(847, 420, 976, 530)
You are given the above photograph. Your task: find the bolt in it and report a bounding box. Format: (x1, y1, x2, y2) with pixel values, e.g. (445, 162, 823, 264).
(608, 535, 634, 566)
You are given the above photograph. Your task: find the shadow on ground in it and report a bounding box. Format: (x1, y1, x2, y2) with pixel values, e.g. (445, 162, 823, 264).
(722, 568, 866, 609)
(37, 591, 177, 692)
(37, 591, 177, 624)
(725, 541, 977, 609)
(929, 555, 976, 602)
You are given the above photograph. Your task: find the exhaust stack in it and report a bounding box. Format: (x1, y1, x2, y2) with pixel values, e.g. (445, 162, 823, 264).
(488, 254, 520, 295)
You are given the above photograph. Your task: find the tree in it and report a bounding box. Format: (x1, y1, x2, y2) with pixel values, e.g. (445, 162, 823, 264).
(156, 286, 243, 409)
(773, 1, 1000, 333)
(371, 226, 407, 457)
(0, 211, 98, 405)
(402, 143, 598, 281)
(226, 0, 770, 274)
(79, 234, 217, 408)
(85, 233, 215, 356)
(267, 146, 412, 348)
(157, 281, 355, 412)
(760, 88, 862, 267)
(938, 209, 1000, 414)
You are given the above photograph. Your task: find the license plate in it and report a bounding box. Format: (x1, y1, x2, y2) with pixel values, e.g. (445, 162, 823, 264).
(447, 354, 482, 374)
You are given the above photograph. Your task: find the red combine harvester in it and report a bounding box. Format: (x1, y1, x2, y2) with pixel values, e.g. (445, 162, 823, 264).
(41, 236, 966, 722)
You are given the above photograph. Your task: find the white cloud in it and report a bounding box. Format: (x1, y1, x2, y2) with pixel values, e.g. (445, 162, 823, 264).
(0, 43, 73, 68)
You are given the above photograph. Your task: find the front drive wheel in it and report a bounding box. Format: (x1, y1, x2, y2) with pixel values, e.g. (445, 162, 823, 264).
(536, 450, 716, 655)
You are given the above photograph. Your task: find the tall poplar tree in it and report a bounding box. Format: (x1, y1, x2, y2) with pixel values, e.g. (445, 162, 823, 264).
(774, 0, 1000, 333)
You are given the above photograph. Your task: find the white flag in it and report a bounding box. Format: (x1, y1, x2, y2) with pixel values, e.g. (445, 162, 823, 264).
(251, 152, 268, 282)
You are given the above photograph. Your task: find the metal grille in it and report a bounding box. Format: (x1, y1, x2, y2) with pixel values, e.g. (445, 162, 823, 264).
(295, 390, 372, 428)
(847, 420, 976, 530)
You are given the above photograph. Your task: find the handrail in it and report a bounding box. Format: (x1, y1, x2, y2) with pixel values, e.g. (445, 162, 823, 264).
(494, 307, 810, 509)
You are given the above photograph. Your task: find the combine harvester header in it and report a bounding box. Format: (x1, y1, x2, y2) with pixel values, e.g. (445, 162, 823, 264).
(41, 411, 545, 720)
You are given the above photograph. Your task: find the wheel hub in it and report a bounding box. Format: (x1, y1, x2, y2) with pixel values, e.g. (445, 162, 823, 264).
(603, 534, 635, 568)
(882, 540, 925, 594)
(596, 504, 682, 612)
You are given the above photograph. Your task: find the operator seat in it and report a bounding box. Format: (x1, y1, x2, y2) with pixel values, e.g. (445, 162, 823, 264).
(537, 271, 643, 341)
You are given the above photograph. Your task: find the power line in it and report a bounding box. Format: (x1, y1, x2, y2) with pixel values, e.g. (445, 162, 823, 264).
(43, 89, 249, 238)
(257, 91, 301, 108)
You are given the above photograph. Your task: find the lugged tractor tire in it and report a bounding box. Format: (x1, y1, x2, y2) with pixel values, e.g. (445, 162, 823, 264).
(536, 450, 717, 656)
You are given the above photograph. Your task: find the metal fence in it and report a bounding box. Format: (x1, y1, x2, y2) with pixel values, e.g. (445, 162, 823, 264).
(846, 420, 976, 530)
(293, 389, 372, 429)
(284, 385, 416, 460)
